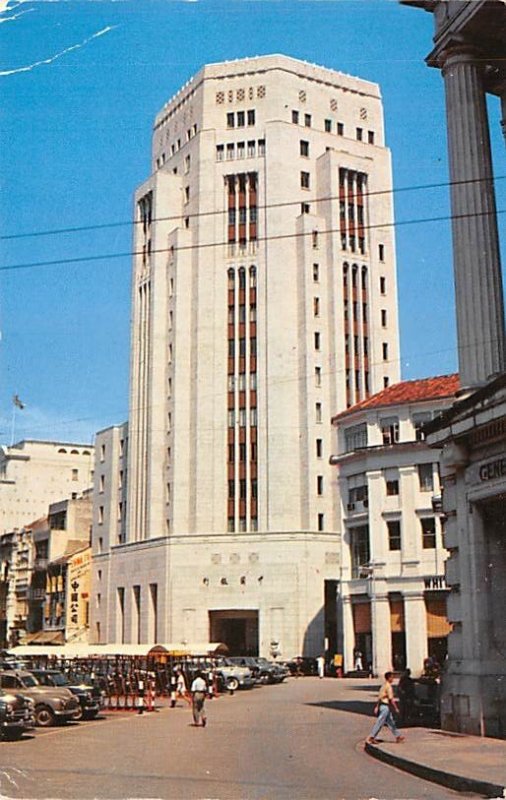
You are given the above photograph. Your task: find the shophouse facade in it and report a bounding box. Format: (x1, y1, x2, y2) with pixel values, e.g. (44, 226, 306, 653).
(331, 375, 458, 676)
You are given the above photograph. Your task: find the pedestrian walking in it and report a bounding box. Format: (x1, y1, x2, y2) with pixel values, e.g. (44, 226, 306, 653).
(190, 671, 207, 727)
(354, 648, 364, 671)
(317, 654, 325, 679)
(367, 671, 405, 744)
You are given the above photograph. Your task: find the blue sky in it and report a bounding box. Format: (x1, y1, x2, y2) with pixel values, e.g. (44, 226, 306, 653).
(0, 0, 505, 445)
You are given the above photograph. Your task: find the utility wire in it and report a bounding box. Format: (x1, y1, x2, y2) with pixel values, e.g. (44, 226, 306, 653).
(1, 207, 505, 273)
(1, 174, 505, 241)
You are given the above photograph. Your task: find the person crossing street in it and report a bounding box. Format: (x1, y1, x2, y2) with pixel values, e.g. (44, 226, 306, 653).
(190, 671, 208, 728)
(367, 672, 405, 744)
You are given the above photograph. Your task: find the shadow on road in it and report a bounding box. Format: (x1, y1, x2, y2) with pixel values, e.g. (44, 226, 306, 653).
(346, 684, 380, 693)
(306, 699, 374, 717)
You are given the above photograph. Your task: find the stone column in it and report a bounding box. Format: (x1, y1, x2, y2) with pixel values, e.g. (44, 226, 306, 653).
(442, 47, 506, 388)
(341, 593, 355, 674)
(404, 591, 428, 676)
(371, 592, 392, 677)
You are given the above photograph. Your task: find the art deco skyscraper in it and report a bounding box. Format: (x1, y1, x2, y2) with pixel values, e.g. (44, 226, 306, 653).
(92, 55, 400, 656)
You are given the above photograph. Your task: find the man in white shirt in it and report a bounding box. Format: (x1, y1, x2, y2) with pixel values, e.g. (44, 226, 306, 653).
(190, 671, 207, 727)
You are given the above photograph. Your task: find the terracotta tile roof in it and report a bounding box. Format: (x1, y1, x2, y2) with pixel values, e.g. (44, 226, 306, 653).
(332, 374, 460, 422)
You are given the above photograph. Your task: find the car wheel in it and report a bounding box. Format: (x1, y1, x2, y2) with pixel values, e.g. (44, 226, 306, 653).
(226, 677, 239, 692)
(83, 709, 99, 720)
(35, 705, 55, 727)
(73, 705, 83, 721)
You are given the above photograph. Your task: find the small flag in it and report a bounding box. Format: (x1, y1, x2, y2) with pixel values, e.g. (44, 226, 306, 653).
(12, 394, 25, 410)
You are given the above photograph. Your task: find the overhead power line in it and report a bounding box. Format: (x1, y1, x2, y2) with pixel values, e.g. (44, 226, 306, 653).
(1, 174, 505, 241)
(1, 207, 504, 273)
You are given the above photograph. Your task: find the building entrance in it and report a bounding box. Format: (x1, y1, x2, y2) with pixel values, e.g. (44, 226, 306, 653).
(209, 610, 259, 656)
(482, 495, 506, 660)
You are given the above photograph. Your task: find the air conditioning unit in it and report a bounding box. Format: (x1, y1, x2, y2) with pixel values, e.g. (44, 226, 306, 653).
(347, 502, 355, 511)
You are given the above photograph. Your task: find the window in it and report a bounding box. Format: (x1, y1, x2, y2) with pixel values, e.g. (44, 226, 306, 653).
(313, 263, 319, 282)
(292, 110, 299, 124)
(381, 309, 387, 327)
(337, 122, 344, 136)
(387, 520, 401, 551)
(356, 127, 363, 141)
(301, 171, 310, 189)
(380, 416, 399, 445)
(324, 118, 332, 133)
(368, 130, 375, 144)
(247, 140, 255, 157)
(99, 474, 105, 493)
(315, 366, 322, 386)
(384, 376, 390, 388)
(413, 411, 433, 441)
(379, 244, 385, 262)
(300, 140, 309, 157)
(318, 513, 324, 532)
(316, 438, 323, 458)
(418, 463, 434, 492)
(228, 480, 235, 499)
(100, 444, 105, 462)
(237, 110, 245, 127)
(247, 109, 255, 126)
(72, 468, 79, 481)
(258, 138, 265, 155)
(314, 332, 321, 351)
(344, 423, 367, 452)
(227, 112, 235, 128)
(226, 143, 235, 160)
(382, 342, 388, 361)
(184, 154, 191, 173)
(313, 297, 320, 317)
(98, 506, 104, 524)
(301, 203, 310, 214)
(386, 479, 399, 496)
(315, 402, 322, 423)
(350, 526, 370, 578)
(421, 517, 437, 549)
(304, 113, 312, 127)
(312, 230, 319, 249)
(184, 186, 190, 203)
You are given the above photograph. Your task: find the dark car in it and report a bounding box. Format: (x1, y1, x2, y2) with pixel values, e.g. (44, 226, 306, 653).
(30, 670, 100, 721)
(284, 657, 318, 676)
(0, 688, 34, 740)
(254, 657, 289, 684)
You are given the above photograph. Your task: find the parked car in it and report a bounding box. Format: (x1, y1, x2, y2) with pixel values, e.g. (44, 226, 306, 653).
(284, 657, 318, 676)
(254, 657, 289, 683)
(0, 670, 79, 727)
(30, 670, 100, 721)
(213, 658, 256, 691)
(0, 689, 34, 740)
(226, 657, 262, 682)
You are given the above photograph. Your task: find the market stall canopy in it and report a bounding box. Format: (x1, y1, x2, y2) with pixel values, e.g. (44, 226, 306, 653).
(8, 642, 229, 658)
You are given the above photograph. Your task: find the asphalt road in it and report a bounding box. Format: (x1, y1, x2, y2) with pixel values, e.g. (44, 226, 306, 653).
(0, 677, 475, 799)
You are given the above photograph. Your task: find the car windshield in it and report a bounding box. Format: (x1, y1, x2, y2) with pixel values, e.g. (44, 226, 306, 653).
(49, 673, 70, 687)
(21, 674, 39, 687)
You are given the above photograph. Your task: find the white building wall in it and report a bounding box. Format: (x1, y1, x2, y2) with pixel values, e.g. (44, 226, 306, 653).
(91, 55, 402, 655)
(0, 441, 94, 535)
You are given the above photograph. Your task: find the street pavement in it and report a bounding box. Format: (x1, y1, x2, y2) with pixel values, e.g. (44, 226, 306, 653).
(0, 677, 478, 799)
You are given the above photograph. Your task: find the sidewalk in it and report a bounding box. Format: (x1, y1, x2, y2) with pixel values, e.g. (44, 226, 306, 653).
(365, 728, 506, 797)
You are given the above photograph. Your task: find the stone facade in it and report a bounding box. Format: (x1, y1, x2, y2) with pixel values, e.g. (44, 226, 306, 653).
(0, 440, 94, 535)
(91, 55, 401, 657)
(332, 375, 458, 676)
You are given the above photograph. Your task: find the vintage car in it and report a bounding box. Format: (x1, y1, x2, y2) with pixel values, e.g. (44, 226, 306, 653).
(0, 670, 79, 727)
(0, 688, 34, 740)
(30, 670, 101, 721)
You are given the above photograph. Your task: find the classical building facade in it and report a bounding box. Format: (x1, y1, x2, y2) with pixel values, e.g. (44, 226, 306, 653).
(0, 440, 94, 535)
(91, 55, 401, 657)
(402, 1, 506, 736)
(331, 375, 458, 676)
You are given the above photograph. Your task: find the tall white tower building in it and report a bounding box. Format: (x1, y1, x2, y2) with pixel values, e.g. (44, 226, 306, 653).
(92, 55, 400, 657)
